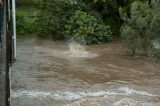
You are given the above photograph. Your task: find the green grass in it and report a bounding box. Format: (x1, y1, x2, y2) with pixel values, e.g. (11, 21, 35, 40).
(16, 6, 35, 21)
(16, 0, 36, 34)
(17, 7, 34, 17)
(16, 0, 35, 18)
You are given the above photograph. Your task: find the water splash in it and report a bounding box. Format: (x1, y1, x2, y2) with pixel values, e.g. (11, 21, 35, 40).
(64, 42, 97, 58)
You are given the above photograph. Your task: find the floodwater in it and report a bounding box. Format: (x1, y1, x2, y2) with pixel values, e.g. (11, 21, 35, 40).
(11, 38, 160, 106)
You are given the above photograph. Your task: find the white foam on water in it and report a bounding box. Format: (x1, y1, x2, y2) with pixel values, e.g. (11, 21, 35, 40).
(11, 87, 156, 101)
(11, 90, 117, 100)
(119, 87, 155, 96)
(11, 90, 51, 98)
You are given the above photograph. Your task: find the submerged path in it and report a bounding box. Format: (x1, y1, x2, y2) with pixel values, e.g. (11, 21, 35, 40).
(11, 38, 160, 106)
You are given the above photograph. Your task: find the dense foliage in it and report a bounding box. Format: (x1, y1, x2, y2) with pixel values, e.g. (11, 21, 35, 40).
(17, 0, 160, 57)
(33, 0, 148, 38)
(65, 10, 112, 44)
(121, 0, 160, 58)
(87, 0, 147, 35)
(34, 0, 112, 43)
(34, 0, 74, 39)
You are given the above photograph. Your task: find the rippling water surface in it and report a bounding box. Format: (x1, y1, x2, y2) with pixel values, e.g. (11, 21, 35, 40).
(11, 38, 160, 106)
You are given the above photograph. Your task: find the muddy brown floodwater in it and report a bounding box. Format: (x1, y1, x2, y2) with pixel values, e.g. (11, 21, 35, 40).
(11, 38, 160, 106)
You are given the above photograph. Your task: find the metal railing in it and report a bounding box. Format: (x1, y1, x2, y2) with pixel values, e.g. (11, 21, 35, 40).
(0, 0, 14, 105)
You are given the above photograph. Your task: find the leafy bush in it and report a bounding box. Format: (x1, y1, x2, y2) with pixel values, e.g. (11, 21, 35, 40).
(26, 19, 36, 33)
(120, 0, 160, 58)
(34, 0, 82, 39)
(120, 1, 152, 55)
(34, 0, 112, 43)
(65, 10, 112, 44)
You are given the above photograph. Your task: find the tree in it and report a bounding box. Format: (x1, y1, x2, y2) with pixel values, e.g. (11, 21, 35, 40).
(65, 10, 112, 44)
(34, 0, 112, 44)
(120, 0, 160, 58)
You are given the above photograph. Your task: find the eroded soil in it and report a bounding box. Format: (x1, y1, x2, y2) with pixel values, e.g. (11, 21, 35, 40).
(11, 38, 160, 106)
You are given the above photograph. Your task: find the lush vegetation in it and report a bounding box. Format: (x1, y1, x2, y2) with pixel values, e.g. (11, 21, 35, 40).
(121, 0, 160, 58)
(16, 0, 35, 34)
(65, 10, 112, 44)
(34, 0, 112, 44)
(16, 0, 160, 58)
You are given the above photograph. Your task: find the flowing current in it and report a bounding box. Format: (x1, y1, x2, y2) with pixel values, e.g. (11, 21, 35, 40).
(11, 38, 160, 106)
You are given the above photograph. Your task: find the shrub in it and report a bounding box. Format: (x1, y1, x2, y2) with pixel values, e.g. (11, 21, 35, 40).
(34, 0, 112, 43)
(65, 10, 112, 45)
(120, 1, 152, 55)
(34, 0, 81, 39)
(120, 0, 160, 58)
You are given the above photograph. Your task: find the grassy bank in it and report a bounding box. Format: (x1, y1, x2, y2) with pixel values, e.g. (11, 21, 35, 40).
(16, 0, 36, 35)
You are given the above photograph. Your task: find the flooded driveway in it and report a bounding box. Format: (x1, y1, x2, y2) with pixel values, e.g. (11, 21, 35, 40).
(11, 38, 160, 106)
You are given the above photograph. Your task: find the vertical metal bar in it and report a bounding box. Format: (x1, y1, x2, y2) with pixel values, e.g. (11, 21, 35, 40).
(12, 0, 16, 59)
(0, 0, 3, 47)
(7, 0, 10, 20)
(5, 0, 11, 105)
